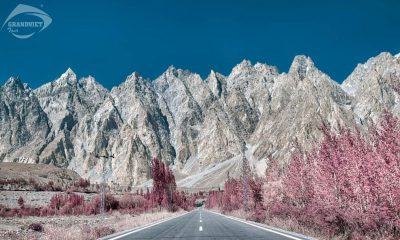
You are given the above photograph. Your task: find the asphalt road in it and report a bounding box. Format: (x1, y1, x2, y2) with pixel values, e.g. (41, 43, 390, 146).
(107, 208, 311, 240)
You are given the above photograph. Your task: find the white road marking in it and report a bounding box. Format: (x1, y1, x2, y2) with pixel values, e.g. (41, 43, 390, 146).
(106, 212, 190, 240)
(200, 219, 202, 222)
(199, 226, 203, 231)
(206, 210, 308, 240)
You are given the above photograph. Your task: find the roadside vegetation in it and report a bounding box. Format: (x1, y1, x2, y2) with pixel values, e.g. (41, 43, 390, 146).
(0, 158, 196, 239)
(206, 111, 400, 240)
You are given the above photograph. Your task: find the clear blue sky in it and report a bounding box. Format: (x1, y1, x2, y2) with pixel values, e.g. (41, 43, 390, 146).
(0, 0, 399, 89)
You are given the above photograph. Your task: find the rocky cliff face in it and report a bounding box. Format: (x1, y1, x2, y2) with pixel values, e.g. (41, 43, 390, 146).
(342, 52, 400, 123)
(1, 52, 399, 188)
(0, 78, 51, 163)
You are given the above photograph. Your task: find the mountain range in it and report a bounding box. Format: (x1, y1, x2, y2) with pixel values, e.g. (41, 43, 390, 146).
(1, 52, 399, 188)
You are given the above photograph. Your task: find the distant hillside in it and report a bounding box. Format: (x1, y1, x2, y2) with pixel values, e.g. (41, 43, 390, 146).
(0, 162, 81, 191)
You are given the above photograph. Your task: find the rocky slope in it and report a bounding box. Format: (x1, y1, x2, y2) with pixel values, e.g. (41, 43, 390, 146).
(1, 52, 399, 188)
(341, 52, 400, 123)
(0, 162, 81, 189)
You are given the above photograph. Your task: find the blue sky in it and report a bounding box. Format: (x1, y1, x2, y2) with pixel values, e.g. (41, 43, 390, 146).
(0, 0, 399, 89)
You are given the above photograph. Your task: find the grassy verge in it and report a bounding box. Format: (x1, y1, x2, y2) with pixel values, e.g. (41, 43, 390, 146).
(0, 210, 186, 240)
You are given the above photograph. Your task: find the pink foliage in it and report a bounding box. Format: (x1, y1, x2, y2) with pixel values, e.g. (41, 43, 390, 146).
(206, 113, 400, 239)
(222, 177, 243, 212)
(151, 158, 180, 211)
(271, 113, 400, 238)
(152, 158, 167, 209)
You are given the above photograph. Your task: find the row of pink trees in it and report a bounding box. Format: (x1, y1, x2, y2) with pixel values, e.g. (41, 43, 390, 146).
(207, 112, 400, 239)
(272, 112, 400, 238)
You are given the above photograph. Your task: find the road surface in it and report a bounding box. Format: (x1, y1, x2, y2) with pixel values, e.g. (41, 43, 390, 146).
(105, 208, 312, 240)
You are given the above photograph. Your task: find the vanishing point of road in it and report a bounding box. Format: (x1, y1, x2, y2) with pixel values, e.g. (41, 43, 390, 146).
(104, 208, 312, 240)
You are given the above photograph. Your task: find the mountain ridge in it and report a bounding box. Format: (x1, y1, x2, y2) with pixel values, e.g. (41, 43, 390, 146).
(1, 52, 400, 188)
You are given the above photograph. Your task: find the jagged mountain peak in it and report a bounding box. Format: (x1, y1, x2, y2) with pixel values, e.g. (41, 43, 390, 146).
(164, 65, 180, 78)
(112, 71, 149, 95)
(162, 65, 195, 80)
(206, 70, 227, 98)
(342, 52, 400, 97)
(288, 55, 315, 80)
(207, 70, 225, 81)
(59, 67, 77, 82)
(229, 59, 253, 77)
(229, 59, 278, 79)
(2, 77, 32, 97)
(372, 51, 394, 60)
(236, 59, 252, 69)
(254, 62, 279, 75)
(3, 77, 25, 89)
(2, 52, 400, 188)
(124, 71, 144, 84)
(128, 71, 141, 79)
(353, 52, 397, 72)
(65, 67, 75, 74)
(78, 75, 102, 87)
(356, 52, 396, 69)
(340, 52, 400, 122)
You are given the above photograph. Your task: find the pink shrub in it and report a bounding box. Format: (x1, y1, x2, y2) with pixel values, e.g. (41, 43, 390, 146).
(119, 193, 151, 214)
(75, 178, 90, 188)
(49, 193, 85, 215)
(85, 193, 119, 214)
(40, 206, 55, 216)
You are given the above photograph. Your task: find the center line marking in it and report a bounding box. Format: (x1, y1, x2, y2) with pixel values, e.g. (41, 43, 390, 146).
(200, 219, 202, 222)
(199, 226, 203, 231)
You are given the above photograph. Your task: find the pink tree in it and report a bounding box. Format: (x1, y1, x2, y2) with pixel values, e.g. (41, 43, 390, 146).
(151, 158, 166, 210)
